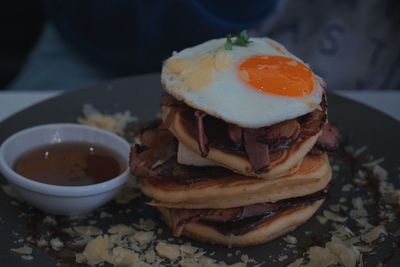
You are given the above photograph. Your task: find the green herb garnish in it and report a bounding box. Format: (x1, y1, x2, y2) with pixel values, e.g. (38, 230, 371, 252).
(224, 30, 251, 50)
(224, 35, 233, 50)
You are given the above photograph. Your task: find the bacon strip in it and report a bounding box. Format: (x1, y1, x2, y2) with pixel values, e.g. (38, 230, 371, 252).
(243, 130, 270, 173)
(228, 124, 243, 145)
(300, 109, 326, 136)
(316, 123, 340, 151)
(161, 93, 333, 174)
(300, 94, 327, 136)
(130, 123, 176, 177)
(131, 123, 233, 184)
(194, 110, 209, 157)
(256, 119, 301, 150)
(169, 203, 278, 236)
(168, 192, 326, 237)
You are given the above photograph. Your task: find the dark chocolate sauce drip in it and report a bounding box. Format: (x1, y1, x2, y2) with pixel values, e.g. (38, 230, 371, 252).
(334, 143, 400, 266)
(25, 212, 83, 265)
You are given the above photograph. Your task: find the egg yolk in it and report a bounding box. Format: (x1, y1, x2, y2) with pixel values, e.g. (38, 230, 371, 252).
(238, 55, 314, 97)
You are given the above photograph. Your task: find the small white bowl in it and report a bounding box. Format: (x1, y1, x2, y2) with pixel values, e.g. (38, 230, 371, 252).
(0, 123, 131, 216)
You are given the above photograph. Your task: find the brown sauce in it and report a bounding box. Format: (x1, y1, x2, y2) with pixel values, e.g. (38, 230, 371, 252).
(334, 144, 400, 265)
(203, 191, 326, 235)
(14, 142, 125, 186)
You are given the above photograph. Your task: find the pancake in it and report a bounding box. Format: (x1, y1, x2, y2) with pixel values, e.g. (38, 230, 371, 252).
(159, 199, 325, 247)
(162, 106, 321, 179)
(141, 153, 331, 209)
(131, 35, 340, 247)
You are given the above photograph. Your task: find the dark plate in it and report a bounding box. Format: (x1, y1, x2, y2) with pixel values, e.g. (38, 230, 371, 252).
(0, 73, 399, 266)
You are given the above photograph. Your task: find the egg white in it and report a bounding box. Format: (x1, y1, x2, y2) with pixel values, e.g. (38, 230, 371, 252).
(161, 38, 324, 128)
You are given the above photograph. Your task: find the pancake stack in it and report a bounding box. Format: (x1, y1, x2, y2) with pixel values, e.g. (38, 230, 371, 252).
(131, 36, 339, 246)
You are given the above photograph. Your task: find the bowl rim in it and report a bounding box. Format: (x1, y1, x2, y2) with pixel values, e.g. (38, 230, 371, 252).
(0, 123, 131, 197)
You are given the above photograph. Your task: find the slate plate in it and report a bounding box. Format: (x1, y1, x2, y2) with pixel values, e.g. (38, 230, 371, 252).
(0, 73, 399, 266)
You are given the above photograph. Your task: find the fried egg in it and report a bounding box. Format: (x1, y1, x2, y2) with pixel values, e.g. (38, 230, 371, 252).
(161, 37, 324, 128)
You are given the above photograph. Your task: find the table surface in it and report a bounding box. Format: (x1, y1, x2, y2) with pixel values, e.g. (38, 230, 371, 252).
(0, 90, 399, 123)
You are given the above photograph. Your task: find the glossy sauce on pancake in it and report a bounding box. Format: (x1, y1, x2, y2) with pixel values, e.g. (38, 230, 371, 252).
(166, 190, 326, 236)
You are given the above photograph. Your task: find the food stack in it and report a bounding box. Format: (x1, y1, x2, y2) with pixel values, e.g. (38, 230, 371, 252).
(131, 34, 339, 246)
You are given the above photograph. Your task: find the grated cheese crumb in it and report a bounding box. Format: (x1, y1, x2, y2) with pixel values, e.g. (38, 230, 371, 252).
(362, 158, 384, 168)
(73, 226, 103, 236)
(302, 246, 339, 267)
(278, 254, 288, 262)
(36, 237, 48, 247)
(341, 184, 353, 192)
(78, 235, 111, 265)
(50, 238, 64, 251)
(110, 246, 142, 267)
(11, 246, 32, 255)
(43, 216, 57, 225)
(108, 224, 135, 236)
(129, 231, 154, 247)
(283, 235, 298, 245)
(21, 255, 34, 260)
(155, 242, 181, 261)
(1, 184, 20, 200)
(361, 225, 387, 243)
(287, 258, 304, 267)
(134, 219, 156, 231)
(78, 104, 137, 135)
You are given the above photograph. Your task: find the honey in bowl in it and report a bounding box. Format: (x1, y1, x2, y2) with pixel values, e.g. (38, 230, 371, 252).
(13, 142, 126, 186)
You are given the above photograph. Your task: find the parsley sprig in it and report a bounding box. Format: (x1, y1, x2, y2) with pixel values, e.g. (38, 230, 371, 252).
(224, 30, 251, 50)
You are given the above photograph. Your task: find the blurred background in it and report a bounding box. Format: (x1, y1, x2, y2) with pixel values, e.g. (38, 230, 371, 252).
(1, 0, 399, 91)
(0, 0, 44, 89)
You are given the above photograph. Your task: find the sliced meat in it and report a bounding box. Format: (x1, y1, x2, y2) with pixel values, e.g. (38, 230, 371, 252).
(130, 124, 176, 177)
(209, 190, 327, 235)
(236, 203, 278, 220)
(299, 94, 327, 137)
(316, 123, 340, 151)
(228, 124, 243, 145)
(131, 145, 152, 177)
(138, 121, 164, 144)
(194, 110, 209, 157)
(168, 191, 326, 237)
(243, 130, 270, 173)
(131, 120, 233, 184)
(163, 93, 329, 174)
(256, 119, 301, 150)
(168, 203, 278, 236)
(169, 208, 240, 236)
(300, 109, 326, 136)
